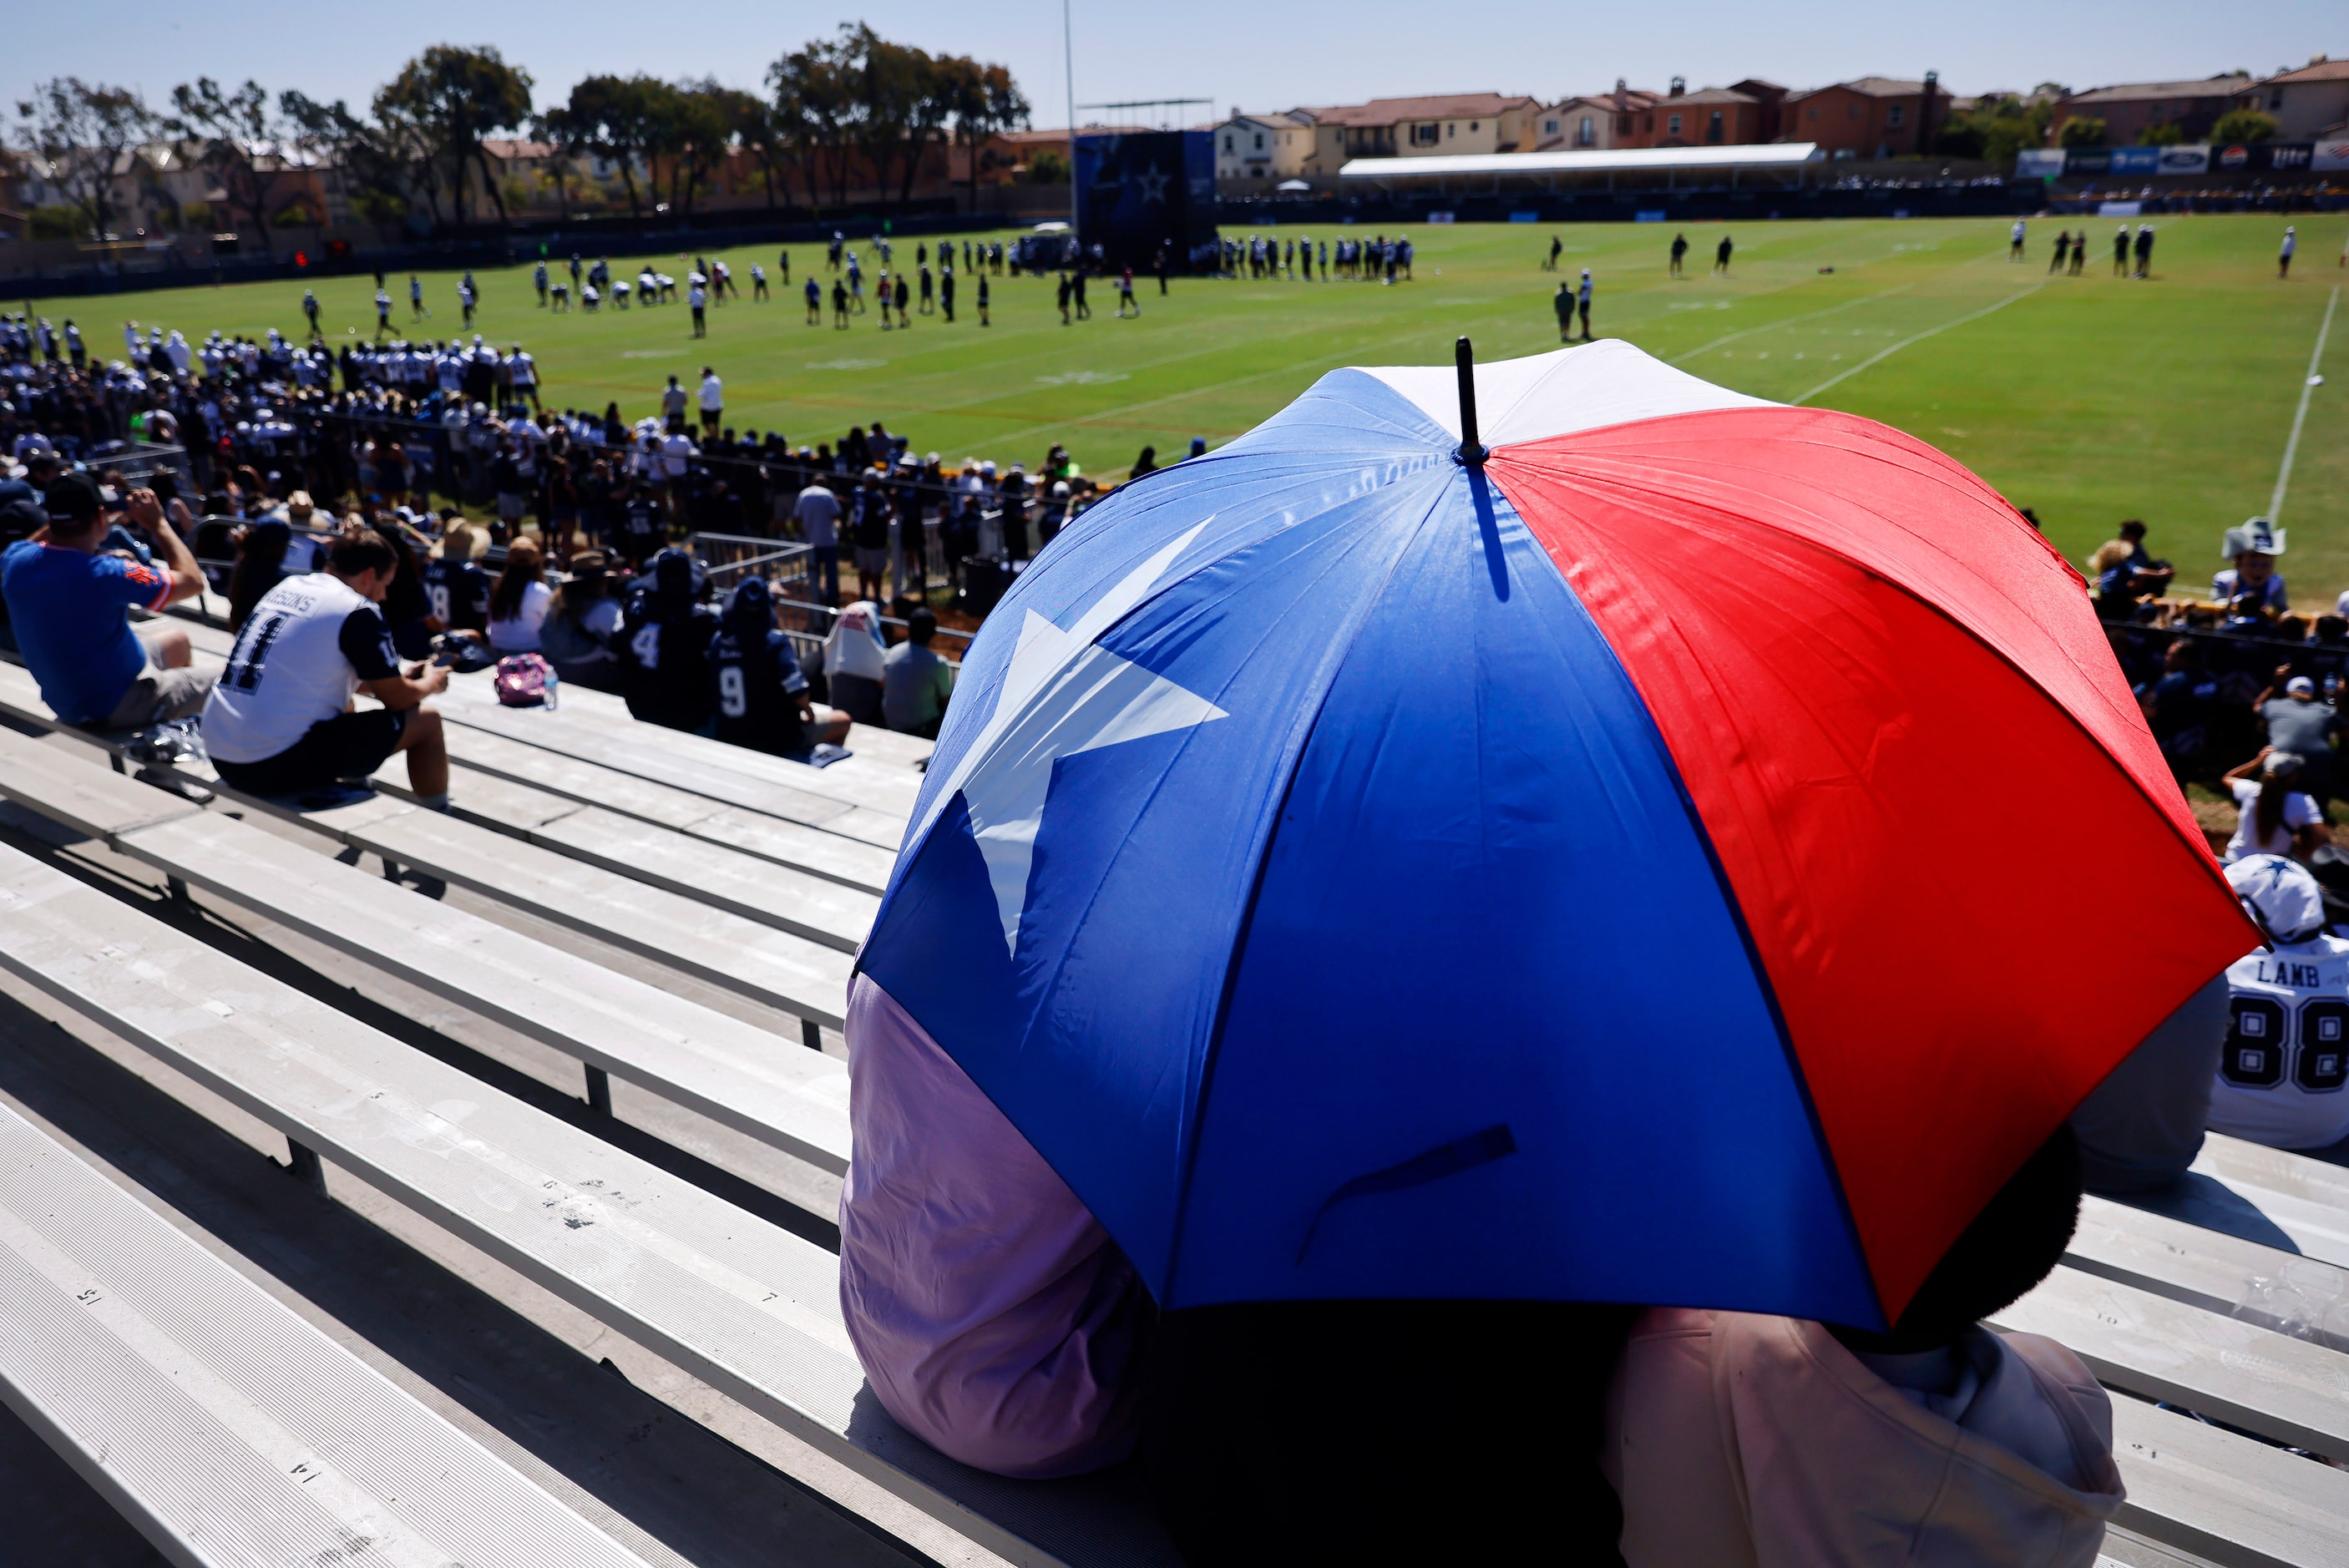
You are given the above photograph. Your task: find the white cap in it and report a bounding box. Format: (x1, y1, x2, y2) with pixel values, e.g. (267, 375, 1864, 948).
(2228, 854, 2328, 944)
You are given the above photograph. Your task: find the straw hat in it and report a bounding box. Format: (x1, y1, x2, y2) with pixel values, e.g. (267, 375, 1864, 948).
(285, 490, 315, 524)
(432, 523, 488, 561)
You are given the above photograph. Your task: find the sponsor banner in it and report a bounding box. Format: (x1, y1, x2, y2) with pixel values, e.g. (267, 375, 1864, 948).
(2065, 149, 2111, 175)
(2015, 149, 2065, 178)
(1634, 210, 1668, 223)
(1425, 210, 1456, 224)
(2212, 142, 2316, 173)
(2315, 139, 2349, 172)
(1509, 210, 1540, 223)
(2098, 200, 2144, 217)
(2157, 145, 2209, 174)
(2106, 147, 2164, 176)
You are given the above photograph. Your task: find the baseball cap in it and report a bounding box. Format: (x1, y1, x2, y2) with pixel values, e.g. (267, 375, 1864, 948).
(2289, 676, 2316, 696)
(2228, 854, 2327, 944)
(43, 473, 101, 525)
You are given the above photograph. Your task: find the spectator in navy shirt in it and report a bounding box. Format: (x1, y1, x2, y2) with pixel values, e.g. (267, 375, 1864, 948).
(0, 475, 211, 729)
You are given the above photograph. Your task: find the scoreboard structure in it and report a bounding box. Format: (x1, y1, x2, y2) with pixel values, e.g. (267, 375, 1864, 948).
(1073, 130, 1218, 271)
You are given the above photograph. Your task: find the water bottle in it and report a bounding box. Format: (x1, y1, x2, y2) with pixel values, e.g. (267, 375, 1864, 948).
(543, 665, 559, 711)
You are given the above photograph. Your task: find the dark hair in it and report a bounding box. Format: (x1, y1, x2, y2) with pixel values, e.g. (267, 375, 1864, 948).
(227, 520, 292, 630)
(327, 529, 397, 579)
(2259, 761, 2300, 843)
(2118, 519, 2147, 539)
(1840, 1124, 2081, 1352)
(907, 608, 937, 646)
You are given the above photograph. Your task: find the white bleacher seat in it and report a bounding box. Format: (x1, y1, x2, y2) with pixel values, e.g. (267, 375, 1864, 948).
(306, 797, 858, 1030)
(0, 1099, 654, 1568)
(418, 724, 896, 894)
(0, 837, 1180, 1567)
(2191, 1135, 2349, 1270)
(0, 662, 858, 1037)
(436, 695, 909, 850)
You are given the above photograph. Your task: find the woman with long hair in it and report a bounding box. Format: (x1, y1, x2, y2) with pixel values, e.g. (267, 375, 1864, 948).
(369, 514, 436, 660)
(2221, 748, 2331, 862)
(486, 534, 553, 653)
(225, 518, 293, 631)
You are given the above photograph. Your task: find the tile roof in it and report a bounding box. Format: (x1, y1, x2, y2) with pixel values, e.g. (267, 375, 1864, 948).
(2062, 75, 2250, 106)
(2259, 58, 2349, 85)
(1303, 94, 1539, 127)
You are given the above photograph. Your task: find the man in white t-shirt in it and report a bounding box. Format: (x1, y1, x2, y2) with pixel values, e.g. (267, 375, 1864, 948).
(697, 367, 723, 438)
(689, 276, 708, 338)
(202, 529, 452, 805)
(2209, 854, 2349, 1152)
(795, 480, 843, 604)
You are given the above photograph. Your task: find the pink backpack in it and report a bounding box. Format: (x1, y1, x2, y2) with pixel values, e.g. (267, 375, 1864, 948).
(494, 652, 552, 706)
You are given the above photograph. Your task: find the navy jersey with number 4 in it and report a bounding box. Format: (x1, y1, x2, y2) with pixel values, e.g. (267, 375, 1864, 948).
(613, 604, 720, 731)
(709, 625, 810, 756)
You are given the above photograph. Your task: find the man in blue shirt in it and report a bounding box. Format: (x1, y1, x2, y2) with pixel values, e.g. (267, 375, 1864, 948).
(1, 475, 210, 729)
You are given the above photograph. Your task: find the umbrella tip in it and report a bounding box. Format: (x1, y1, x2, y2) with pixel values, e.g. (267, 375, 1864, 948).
(1455, 336, 1486, 468)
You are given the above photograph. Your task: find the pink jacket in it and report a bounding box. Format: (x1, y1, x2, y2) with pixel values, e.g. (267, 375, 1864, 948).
(1604, 1309, 2124, 1568)
(837, 975, 1147, 1478)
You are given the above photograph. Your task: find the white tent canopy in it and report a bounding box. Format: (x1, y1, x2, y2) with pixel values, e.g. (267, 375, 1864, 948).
(1339, 142, 1822, 187)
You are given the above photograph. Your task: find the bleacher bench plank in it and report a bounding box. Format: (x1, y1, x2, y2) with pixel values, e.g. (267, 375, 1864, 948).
(0, 839, 1178, 1568)
(434, 675, 925, 819)
(306, 797, 858, 1031)
(2068, 1196, 2349, 1353)
(0, 1099, 652, 1568)
(1994, 1267, 2349, 1464)
(2192, 1136, 2349, 1272)
(0, 735, 205, 841)
(121, 809, 852, 1177)
(438, 698, 909, 850)
(2109, 1395, 2349, 1568)
(431, 724, 897, 894)
(433, 691, 913, 844)
(366, 766, 878, 954)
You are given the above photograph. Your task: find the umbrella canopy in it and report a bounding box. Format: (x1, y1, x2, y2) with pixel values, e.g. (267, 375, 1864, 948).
(859, 340, 2250, 1331)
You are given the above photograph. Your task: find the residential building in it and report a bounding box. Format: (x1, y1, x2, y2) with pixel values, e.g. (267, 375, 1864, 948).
(1301, 93, 1542, 162)
(1213, 112, 1313, 187)
(1779, 76, 1955, 159)
(1657, 87, 1766, 147)
(1536, 81, 1666, 149)
(2051, 76, 2250, 145)
(2239, 58, 2349, 139)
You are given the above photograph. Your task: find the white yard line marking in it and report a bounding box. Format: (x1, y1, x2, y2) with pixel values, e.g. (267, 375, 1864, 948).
(2270, 285, 2340, 524)
(1669, 286, 1914, 364)
(1791, 282, 2044, 407)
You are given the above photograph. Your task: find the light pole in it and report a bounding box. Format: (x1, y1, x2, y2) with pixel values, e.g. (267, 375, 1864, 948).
(1065, 0, 1079, 249)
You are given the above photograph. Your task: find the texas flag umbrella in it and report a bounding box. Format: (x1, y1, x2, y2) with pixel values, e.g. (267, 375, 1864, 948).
(859, 338, 2250, 1331)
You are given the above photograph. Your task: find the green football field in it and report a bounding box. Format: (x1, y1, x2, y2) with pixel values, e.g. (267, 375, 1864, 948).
(22, 213, 2346, 594)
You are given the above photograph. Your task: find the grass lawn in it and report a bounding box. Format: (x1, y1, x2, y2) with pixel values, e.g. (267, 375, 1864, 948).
(19, 214, 2346, 590)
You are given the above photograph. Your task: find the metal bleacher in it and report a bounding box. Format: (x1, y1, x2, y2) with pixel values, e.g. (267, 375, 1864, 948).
(2, 625, 2348, 1564)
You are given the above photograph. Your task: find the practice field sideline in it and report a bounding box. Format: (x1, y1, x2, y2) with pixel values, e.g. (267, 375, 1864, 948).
(23, 215, 2345, 589)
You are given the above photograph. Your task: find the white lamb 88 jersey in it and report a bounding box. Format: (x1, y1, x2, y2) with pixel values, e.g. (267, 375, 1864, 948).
(2207, 935, 2349, 1151)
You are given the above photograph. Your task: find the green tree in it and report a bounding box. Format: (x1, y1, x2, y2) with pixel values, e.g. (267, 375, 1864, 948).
(166, 78, 300, 253)
(768, 37, 859, 208)
(11, 78, 155, 240)
(2134, 120, 2185, 146)
(2057, 115, 2108, 149)
(2211, 109, 2279, 144)
(1029, 149, 1069, 185)
(283, 89, 418, 238)
(560, 74, 670, 220)
(376, 45, 534, 228)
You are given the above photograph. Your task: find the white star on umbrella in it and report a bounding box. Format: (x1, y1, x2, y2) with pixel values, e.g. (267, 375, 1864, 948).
(916, 523, 1227, 955)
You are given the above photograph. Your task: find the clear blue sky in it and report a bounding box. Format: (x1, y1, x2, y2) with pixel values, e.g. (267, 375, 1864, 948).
(11, 3, 2340, 129)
